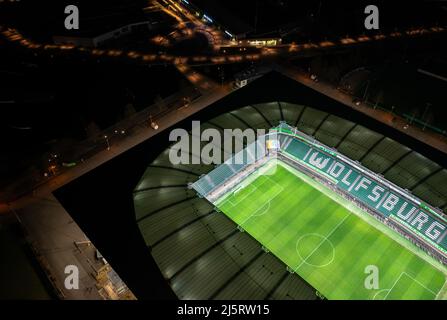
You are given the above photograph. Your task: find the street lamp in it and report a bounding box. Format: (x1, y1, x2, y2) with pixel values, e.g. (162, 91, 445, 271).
(104, 135, 110, 150)
(49, 164, 57, 175)
(182, 97, 190, 108)
(421, 102, 431, 131)
(362, 80, 370, 102)
(149, 115, 159, 130)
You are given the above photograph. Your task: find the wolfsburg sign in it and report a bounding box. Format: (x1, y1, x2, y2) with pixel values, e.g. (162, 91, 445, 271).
(277, 127, 447, 256)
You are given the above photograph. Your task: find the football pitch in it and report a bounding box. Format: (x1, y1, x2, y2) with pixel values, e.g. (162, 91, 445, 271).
(215, 160, 447, 300)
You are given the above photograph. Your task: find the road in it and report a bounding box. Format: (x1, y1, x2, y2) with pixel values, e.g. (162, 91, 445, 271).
(1, 21, 445, 67)
(0, 83, 232, 214)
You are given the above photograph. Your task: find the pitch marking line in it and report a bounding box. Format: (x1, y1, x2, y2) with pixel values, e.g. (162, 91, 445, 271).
(229, 174, 271, 206)
(228, 183, 258, 206)
(238, 184, 284, 228)
(382, 272, 405, 300)
(372, 289, 390, 300)
(402, 272, 437, 296)
(382, 272, 437, 300)
(293, 213, 351, 273)
(435, 279, 447, 300)
(295, 233, 335, 268)
(217, 181, 260, 208)
(263, 175, 285, 193)
(238, 200, 271, 227)
(228, 174, 284, 206)
(219, 169, 282, 207)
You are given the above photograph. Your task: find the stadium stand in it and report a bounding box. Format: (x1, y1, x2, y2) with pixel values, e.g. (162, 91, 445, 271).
(280, 123, 447, 260)
(192, 139, 268, 198)
(134, 102, 447, 299)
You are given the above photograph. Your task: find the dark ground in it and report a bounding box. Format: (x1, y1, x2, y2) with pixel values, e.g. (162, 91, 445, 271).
(0, 222, 54, 300)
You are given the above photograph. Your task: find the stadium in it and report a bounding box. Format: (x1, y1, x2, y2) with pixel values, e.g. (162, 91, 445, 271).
(57, 72, 447, 300)
(191, 122, 447, 300)
(134, 77, 447, 299)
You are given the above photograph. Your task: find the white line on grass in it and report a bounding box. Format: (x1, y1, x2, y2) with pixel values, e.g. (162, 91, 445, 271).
(220, 169, 282, 208)
(375, 272, 438, 300)
(295, 233, 335, 268)
(382, 272, 405, 300)
(435, 279, 447, 300)
(219, 179, 260, 208)
(229, 183, 258, 206)
(403, 272, 437, 296)
(293, 213, 351, 273)
(239, 199, 272, 227)
(383, 272, 438, 300)
(372, 289, 391, 300)
(238, 186, 283, 228)
(263, 175, 285, 192)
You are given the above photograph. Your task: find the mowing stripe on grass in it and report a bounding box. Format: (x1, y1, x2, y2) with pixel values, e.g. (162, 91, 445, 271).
(216, 160, 446, 300)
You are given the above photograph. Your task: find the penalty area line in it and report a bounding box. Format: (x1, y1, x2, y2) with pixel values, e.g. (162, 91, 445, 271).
(435, 278, 447, 300)
(382, 272, 405, 300)
(374, 272, 438, 300)
(238, 187, 283, 228)
(402, 272, 437, 296)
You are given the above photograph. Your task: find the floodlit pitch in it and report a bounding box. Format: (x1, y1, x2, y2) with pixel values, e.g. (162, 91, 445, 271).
(215, 160, 447, 300)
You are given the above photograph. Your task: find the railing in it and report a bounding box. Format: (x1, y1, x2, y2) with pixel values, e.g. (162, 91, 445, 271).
(337, 87, 447, 138)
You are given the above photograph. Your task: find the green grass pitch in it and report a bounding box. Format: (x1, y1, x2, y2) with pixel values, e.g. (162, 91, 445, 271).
(215, 160, 447, 300)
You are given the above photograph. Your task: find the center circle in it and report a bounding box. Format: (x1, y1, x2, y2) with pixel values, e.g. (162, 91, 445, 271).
(296, 233, 335, 268)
